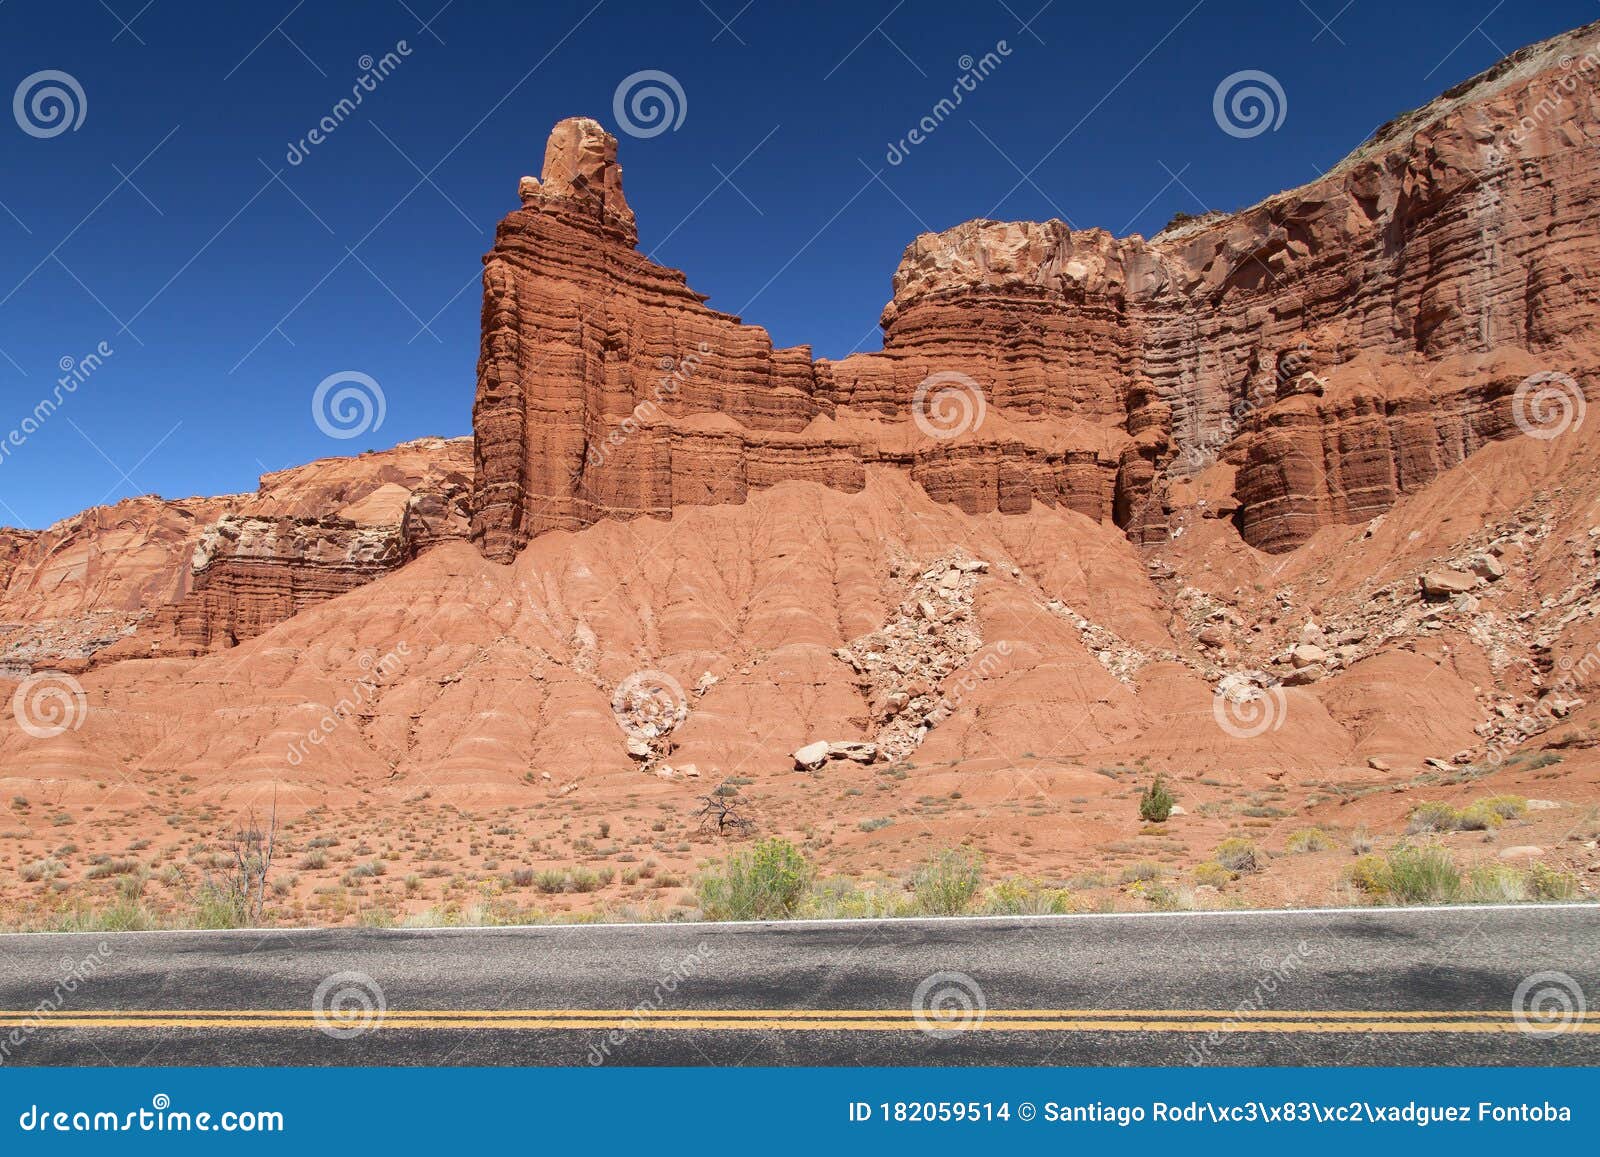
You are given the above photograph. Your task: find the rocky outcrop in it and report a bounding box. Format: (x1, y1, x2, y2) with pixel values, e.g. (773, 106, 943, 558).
(469, 118, 1172, 562)
(471, 117, 837, 559)
(1, 438, 471, 669)
(472, 24, 1600, 562)
(113, 442, 472, 660)
(121, 515, 407, 656)
(869, 12, 1600, 552)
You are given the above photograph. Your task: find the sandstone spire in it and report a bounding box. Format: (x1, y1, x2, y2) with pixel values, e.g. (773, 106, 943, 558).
(516, 116, 636, 243)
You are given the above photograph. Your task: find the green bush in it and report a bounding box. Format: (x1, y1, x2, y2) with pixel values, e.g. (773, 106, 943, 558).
(1138, 775, 1175, 823)
(911, 847, 984, 916)
(191, 882, 251, 929)
(696, 838, 813, 920)
(1380, 845, 1461, 904)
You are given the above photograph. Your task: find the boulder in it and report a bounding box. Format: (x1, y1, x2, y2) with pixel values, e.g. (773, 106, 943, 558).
(1419, 570, 1477, 598)
(1290, 644, 1326, 668)
(827, 741, 878, 764)
(793, 741, 830, 771)
(1468, 554, 1506, 581)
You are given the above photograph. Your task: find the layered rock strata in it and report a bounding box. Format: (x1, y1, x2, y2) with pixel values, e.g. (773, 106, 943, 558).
(469, 118, 1173, 561)
(0, 438, 471, 668)
(473, 23, 1600, 560)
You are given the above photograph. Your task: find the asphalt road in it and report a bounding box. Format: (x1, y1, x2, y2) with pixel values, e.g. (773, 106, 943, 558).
(0, 904, 1594, 1065)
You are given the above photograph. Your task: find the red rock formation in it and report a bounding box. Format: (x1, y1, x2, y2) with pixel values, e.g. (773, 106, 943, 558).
(0, 438, 471, 669)
(476, 21, 1600, 562)
(469, 120, 1171, 561)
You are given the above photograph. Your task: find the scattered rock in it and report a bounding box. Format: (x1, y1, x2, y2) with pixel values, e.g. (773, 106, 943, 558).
(1419, 570, 1478, 598)
(793, 741, 829, 771)
(1497, 845, 1544, 860)
(1468, 554, 1506, 581)
(827, 741, 878, 764)
(1291, 644, 1326, 668)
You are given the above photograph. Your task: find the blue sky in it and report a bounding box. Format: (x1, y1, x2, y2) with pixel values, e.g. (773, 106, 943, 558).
(0, 0, 1593, 528)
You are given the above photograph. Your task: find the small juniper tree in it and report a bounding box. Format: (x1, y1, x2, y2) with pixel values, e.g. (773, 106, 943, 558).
(1138, 774, 1175, 823)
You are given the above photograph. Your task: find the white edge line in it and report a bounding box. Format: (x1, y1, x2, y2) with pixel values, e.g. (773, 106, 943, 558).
(4, 902, 1595, 941)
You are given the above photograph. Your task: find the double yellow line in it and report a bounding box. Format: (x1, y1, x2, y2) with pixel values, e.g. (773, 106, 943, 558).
(2, 1008, 1590, 1034)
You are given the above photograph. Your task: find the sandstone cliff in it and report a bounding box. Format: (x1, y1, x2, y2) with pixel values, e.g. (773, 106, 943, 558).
(469, 118, 1172, 561)
(472, 25, 1600, 559)
(0, 437, 471, 669)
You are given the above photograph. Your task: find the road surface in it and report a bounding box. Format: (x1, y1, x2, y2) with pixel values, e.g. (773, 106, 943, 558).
(0, 904, 1594, 1065)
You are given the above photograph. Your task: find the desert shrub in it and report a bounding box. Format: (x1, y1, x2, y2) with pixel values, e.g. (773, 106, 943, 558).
(1118, 861, 1163, 885)
(1138, 775, 1175, 823)
(803, 878, 913, 920)
(696, 838, 812, 920)
(1126, 879, 1180, 909)
(18, 859, 63, 883)
(43, 900, 157, 933)
(1528, 862, 1579, 901)
(1349, 827, 1373, 855)
(566, 867, 602, 893)
(1409, 796, 1524, 835)
(509, 868, 535, 888)
(1214, 838, 1262, 874)
(534, 869, 566, 894)
(1452, 803, 1503, 832)
(981, 877, 1074, 915)
(911, 847, 984, 916)
(1379, 845, 1461, 904)
(1192, 861, 1232, 889)
(1467, 864, 1528, 903)
(1347, 854, 1389, 895)
(85, 858, 139, 880)
(190, 884, 249, 929)
(1406, 801, 1459, 834)
(1479, 794, 1528, 821)
(296, 850, 327, 871)
(1283, 828, 1330, 854)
